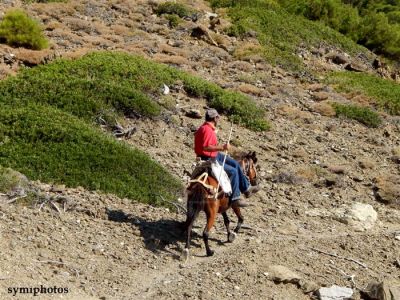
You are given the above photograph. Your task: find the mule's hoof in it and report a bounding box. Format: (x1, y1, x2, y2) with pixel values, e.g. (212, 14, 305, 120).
(182, 248, 189, 261)
(228, 232, 237, 243)
(206, 249, 215, 257)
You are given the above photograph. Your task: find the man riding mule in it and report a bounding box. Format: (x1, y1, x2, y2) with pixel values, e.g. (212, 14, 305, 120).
(194, 108, 260, 207)
(183, 108, 260, 258)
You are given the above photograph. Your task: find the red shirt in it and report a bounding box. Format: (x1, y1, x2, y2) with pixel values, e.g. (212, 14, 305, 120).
(194, 122, 218, 158)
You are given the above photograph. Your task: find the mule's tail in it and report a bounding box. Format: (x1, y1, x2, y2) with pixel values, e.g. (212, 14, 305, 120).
(183, 183, 206, 259)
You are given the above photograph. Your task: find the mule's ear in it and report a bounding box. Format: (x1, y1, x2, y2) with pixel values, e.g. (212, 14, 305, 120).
(251, 151, 257, 163)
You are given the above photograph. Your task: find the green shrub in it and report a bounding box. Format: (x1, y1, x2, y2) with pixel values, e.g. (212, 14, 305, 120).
(326, 71, 400, 115)
(0, 166, 28, 194)
(0, 104, 182, 205)
(0, 51, 269, 131)
(0, 10, 48, 50)
(165, 14, 181, 28)
(210, 0, 366, 71)
(155, 2, 193, 18)
(332, 102, 382, 127)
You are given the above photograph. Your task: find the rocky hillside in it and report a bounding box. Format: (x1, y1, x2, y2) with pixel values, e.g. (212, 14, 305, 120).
(0, 0, 399, 299)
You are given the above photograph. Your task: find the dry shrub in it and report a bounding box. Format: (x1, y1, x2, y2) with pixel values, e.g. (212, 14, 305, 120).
(63, 17, 92, 33)
(292, 148, 308, 159)
(45, 21, 63, 31)
(92, 21, 111, 35)
(31, 2, 75, 19)
(295, 167, 317, 182)
(374, 175, 400, 206)
(181, 0, 210, 11)
(121, 44, 147, 56)
(227, 61, 253, 72)
(111, 24, 132, 36)
(276, 104, 312, 121)
(104, 34, 124, 43)
(15, 49, 55, 66)
(233, 41, 263, 60)
(238, 84, 262, 96)
(153, 53, 190, 66)
(312, 101, 336, 117)
(83, 35, 113, 47)
(210, 32, 230, 49)
(359, 159, 375, 169)
(159, 44, 191, 58)
(393, 147, 400, 156)
(61, 48, 93, 60)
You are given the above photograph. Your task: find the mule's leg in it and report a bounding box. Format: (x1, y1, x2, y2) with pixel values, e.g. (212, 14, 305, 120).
(222, 212, 235, 243)
(232, 206, 244, 233)
(203, 209, 217, 257)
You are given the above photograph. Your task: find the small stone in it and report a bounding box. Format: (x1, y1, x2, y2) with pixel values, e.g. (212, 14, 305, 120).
(267, 265, 302, 284)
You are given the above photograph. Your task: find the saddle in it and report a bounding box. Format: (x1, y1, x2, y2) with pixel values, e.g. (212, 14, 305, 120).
(188, 160, 232, 197)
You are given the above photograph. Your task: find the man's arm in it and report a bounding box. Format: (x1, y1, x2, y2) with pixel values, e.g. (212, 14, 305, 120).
(203, 144, 229, 152)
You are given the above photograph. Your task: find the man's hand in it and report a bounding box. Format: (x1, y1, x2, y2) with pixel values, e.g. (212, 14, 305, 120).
(222, 143, 230, 151)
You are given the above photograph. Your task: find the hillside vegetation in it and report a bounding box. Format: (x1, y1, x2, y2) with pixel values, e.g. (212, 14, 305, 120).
(0, 51, 269, 205)
(212, 0, 400, 66)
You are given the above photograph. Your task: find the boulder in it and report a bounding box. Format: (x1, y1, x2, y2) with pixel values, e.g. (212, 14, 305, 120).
(363, 280, 400, 300)
(374, 176, 400, 206)
(317, 285, 353, 300)
(335, 202, 378, 231)
(326, 53, 350, 65)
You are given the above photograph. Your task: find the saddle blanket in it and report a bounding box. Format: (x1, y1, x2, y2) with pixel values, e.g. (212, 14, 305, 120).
(211, 160, 232, 195)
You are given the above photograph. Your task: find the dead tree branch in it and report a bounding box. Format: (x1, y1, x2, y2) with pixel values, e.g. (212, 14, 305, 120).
(311, 247, 368, 269)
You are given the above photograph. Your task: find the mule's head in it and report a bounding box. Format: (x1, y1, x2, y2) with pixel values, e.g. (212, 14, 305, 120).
(241, 151, 258, 186)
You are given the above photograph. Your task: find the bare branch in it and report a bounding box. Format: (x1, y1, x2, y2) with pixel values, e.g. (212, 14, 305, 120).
(157, 195, 187, 214)
(325, 263, 358, 289)
(34, 259, 65, 265)
(311, 247, 368, 269)
(50, 201, 62, 214)
(7, 194, 27, 204)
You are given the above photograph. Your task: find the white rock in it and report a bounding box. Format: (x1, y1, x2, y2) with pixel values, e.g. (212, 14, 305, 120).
(335, 202, 377, 231)
(162, 84, 170, 95)
(317, 285, 353, 300)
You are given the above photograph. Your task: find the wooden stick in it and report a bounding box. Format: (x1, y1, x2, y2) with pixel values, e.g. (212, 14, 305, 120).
(311, 247, 368, 269)
(34, 259, 65, 265)
(157, 195, 187, 214)
(7, 195, 27, 204)
(50, 201, 62, 214)
(325, 263, 358, 289)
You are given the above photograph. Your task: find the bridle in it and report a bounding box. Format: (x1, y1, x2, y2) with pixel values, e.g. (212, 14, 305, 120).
(241, 158, 257, 184)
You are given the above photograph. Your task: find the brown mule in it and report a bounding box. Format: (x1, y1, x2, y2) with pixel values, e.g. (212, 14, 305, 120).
(183, 151, 258, 258)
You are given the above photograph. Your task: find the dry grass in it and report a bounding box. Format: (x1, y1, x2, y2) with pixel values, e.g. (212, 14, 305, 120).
(15, 49, 55, 66)
(153, 53, 190, 66)
(82, 35, 113, 47)
(312, 102, 336, 117)
(344, 91, 376, 106)
(61, 48, 93, 60)
(358, 159, 375, 169)
(110, 24, 133, 36)
(238, 84, 262, 96)
(31, 2, 75, 19)
(374, 175, 400, 206)
(226, 61, 254, 72)
(45, 20, 64, 31)
(295, 167, 317, 183)
(159, 44, 192, 58)
(393, 147, 400, 156)
(233, 41, 263, 60)
(292, 148, 308, 159)
(210, 32, 231, 49)
(276, 104, 313, 121)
